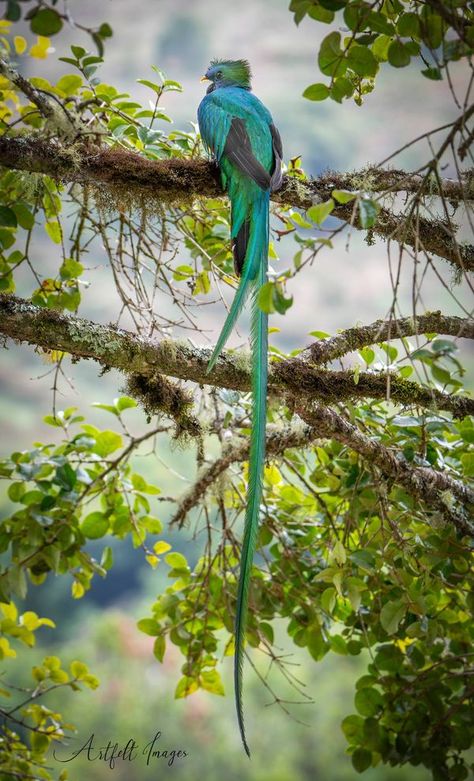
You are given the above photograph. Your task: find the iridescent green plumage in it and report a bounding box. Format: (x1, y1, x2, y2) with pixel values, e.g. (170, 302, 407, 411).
(198, 60, 282, 756)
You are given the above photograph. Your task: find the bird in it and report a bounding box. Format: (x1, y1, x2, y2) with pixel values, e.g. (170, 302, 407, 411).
(198, 58, 282, 756)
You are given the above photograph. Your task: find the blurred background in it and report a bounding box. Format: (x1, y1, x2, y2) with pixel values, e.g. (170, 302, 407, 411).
(0, 0, 472, 778)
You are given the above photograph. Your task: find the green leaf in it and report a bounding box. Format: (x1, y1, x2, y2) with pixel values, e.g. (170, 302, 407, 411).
(30, 9, 63, 36)
(6, 1, 21, 23)
(98, 22, 113, 38)
(358, 198, 380, 228)
(303, 83, 329, 101)
(81, 512, 109, 540)
(45, 221, 61, 244)
(330, 634, 348, 654)
(319, 0, 346, 10)
(397, 12, 421, 38)
(258, 281, 275, 314)
(330, 77, 354, 102)
(457, 418, 474, 444)
(60, 258, 83, 279)
(372, 34, 391, 61)
(422, 12, 443, 49)
(174, 675, 198, 699)
(332, 189, 356, 204)
(307, 627, 327, 661)
(8, 481, 25, 502)
(100, 546, 113, 570)
(165, 552, 188, 570)
(153, 635, 166, 662)
(93, 430, 123, 457)
(421, 67, 442, 80)
(352, 748, 372, 773)
(431, 365, 451, 385)
(367, 11, 394, 35)
(308, 5, 334, 23)
(354, 686, 383, 716)
(388, 41, 411, 68)
(347, 45, 378, 77)
(115, 396, 137, 412)
(380, 599, 406, 634)
(55, 463, 77, 490)
(71, 45, 87, 60)
(137, 78, 162, 94)
(92, 403, 119, 416)
(56, 74, 83, 96)
(461, 453, 474, 477)
(392, 415, 420, 428)
(308, 198, 334, 227)
(342, 714, 364, 743)
(0, 206, 17, 228)
(273, 286, 293, 315)
(200, 669, 225, 696)
(137, 618, 160, 636)
(12, 204, 34, 230)
(318, 32, 346, 78)
(31, 731, 50, 754)
(70, 660, 88, 679)
(194, 271, 210, 295)
(359, 346, 375, 365)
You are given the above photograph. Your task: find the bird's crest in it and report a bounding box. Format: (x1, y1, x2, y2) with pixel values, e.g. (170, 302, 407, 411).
(210, 58, 252, 88)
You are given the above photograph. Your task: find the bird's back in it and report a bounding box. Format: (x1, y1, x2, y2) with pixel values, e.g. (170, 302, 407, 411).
(198, 87, 275, 175)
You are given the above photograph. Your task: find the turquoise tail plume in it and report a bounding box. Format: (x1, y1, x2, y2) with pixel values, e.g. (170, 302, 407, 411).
(232, 194, 269, 758)
(206, 190, 269, 374)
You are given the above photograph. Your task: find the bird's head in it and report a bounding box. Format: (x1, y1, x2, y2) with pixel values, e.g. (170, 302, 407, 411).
(201, 59, 252, 92)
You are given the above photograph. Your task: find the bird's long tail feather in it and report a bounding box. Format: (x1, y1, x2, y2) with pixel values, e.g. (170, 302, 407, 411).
(234, 195, 269, 757)
(206, 192, 268, 374)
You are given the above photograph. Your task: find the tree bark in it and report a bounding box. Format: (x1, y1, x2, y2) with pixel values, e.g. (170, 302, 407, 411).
(0, 137, 471, 271)
(0, 294, 473, 419)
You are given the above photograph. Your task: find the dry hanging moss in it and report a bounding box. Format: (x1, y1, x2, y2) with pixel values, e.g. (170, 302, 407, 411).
(125, 370, 201, 441)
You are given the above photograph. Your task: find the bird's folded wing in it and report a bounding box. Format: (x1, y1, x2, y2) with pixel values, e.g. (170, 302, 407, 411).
(224, 117, 271, 191)
(270, 123, 283, 191)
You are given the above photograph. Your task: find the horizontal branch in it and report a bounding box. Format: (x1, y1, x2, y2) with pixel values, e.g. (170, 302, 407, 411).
(0, 58, 54, 120)
(0, 137, 471, 271)
(1, 295, 473, 419)
(295, 403, 473, 537)
(170, 408, 473, 537)
(170, 423, 316, 527)
(307, 312, 474, 364)
(314, 167, 474, 203)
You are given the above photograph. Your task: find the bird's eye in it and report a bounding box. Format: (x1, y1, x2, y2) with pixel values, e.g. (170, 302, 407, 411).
(216, 71, 222, 78)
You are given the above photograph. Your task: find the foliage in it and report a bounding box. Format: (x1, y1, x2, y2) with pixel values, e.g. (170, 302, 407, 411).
(291, 0, 473, 105)
(0, 599, 98, 781)
(3, 0, 112, 55)
(0, 3, 472, 781)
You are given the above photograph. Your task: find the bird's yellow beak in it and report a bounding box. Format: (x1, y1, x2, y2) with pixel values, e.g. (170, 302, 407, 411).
(200, 75, 210, 82)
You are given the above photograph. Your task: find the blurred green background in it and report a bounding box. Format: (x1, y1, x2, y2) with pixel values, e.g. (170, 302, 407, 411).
(0, 0, 471, 778)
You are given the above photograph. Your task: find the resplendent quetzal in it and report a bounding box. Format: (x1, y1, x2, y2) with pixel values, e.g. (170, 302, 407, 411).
(198, 59, 282, 756)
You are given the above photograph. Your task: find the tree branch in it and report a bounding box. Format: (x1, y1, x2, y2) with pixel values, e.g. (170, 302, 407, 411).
(0, 295, 472, 418)
(170, 408, 473, 536)
(0, 58, 54, 120)
(307, 312, 474, 364)
(0, 137, 471, 270)
(170, 423, 316, 527)
(295, 403, 473, 537)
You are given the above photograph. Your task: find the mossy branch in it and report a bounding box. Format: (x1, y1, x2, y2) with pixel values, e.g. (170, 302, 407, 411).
(295, 403, 473, 537)
(0, 137, 471, 270)
(170, 409, 473, 536)
(0, 295, 473, 419)
(307, 312, 474, 364)
(170, 423, 316, 528)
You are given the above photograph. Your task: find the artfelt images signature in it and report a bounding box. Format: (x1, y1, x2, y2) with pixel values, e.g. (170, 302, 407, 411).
(53, 731, 188, 769)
